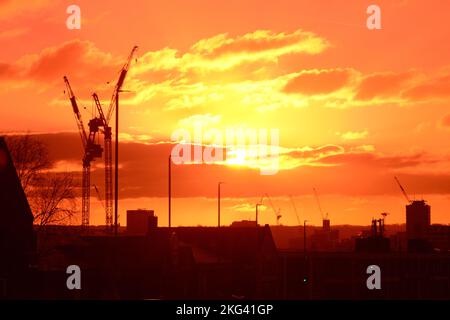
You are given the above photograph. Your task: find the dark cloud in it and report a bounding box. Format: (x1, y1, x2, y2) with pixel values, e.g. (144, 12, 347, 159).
(0, 40, 121, 90)
(318, 151, 439, 169)
(355, 71, 415, 100)
(8, 133, 449, 199)
(402, 74, 450, 100)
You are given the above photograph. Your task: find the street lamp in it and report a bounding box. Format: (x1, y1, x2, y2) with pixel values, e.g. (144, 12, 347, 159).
(255, 203, 263, 226)
(303, 219, 309, 286)
(303, 220, 308, 253)
(218, 182, 224, 228)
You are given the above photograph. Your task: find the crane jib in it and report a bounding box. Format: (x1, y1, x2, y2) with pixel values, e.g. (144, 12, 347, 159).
(70, 97, 79, 114)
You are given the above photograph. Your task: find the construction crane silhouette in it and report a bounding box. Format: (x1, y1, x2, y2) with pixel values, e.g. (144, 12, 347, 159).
(381, 212, 389, 224)
(313, 187, 328, 220)
(289, 195, 301, 226)
(92, 93, 112, 227)
(394, 176, 412, 203)
(93, 184, 105, 210)
(263, 193, 282, 225)
(63, 76, 103, 227)
(91, 46, 138, 229)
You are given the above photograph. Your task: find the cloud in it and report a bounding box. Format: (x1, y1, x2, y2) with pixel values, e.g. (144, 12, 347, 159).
(283, 69, 352, 95)
(4, 27, 450, 136)
(340, 130, 368, 141)
(352, 69, 450, 105)
(402, 74, 450, 100)
(355, 71, 416, 100)
(318, 151, 440, 169)
(9, 133, 450, 200)
(178, 114, 222, 128)
(285, 145, 344, 160)
(228, 202, 266, 213)
(133, 29, 328, 78)
(2, 29, 330, 111)
(191, 29, 329, 62)
(22, 39, 119, 83)
(0, 39, 122, 90)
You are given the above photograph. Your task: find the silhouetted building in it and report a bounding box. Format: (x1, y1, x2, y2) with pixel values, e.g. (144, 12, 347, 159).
(405, 200, 431, 252)
(280, 251, 450, 299)
(406, 200, 430, 240)
(126, 209, 157, 235)
(427, 224, 450, 252)
(322, 219, 330, 232)
(355, 219, 390, 253)
(32, 228, 175, 299)
(310, 219, 339, 251)
(0, 137, 36, 299)
(230, 220, 257, 227)
(23, 224, 279, 299)
(169, 225, 280, 299)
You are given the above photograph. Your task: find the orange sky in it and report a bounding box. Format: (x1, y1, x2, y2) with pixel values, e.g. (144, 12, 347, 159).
(1, 0, 450, 226)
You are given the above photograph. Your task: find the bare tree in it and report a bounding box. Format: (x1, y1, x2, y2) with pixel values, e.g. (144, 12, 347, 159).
(5, 134, 51, 192)
(30, 173, 77, 228)
(5, 134, 77, 227)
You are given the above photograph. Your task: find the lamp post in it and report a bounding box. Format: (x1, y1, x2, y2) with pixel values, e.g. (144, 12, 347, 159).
(303, 220, 308, 253)
(168, 155, 172, 228)
(114, 93, 119, 236)
(256, 203, 263, 226)
(303, 219, 309, 286)
(218, 182, 224, 228)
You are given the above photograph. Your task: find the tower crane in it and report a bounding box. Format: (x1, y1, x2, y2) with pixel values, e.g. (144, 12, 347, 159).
(92, 93, 112, 227)
(93, 184, 105, 211)
(63, 76, 103, 226)
(92, 46, 138, 228)
(263, 193, 282, 225)
(313, 187, 328, 220)
(394, 176, 412, 204)
(289, 195, 301, 226)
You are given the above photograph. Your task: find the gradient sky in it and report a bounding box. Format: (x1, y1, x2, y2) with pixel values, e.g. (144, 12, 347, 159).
(1, 0, 450, 226)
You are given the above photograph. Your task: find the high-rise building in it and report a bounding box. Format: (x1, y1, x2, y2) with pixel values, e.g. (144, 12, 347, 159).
(406, 200, 430, 240)
(126, 209, 158, 235)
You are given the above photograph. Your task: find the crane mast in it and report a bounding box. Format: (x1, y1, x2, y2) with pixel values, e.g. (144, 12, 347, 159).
(289, 195, 301, 226)
(264, 193, 282, 225)
(313, 188, 327, 220)
(64, 46, 137, 229)
(93, 93, 113, 228)
(91, 46, 138, 230)
(64, 76, 102, 227)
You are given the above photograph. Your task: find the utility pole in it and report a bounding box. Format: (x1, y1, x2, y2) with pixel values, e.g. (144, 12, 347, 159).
(303, 220, 308, 253)
(114, 93, 119, 236)
(169, 155, 172, 228)
(303, 219, 309, 287)
(256, 203, 263, 226)
(218, 182, 224, 227)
